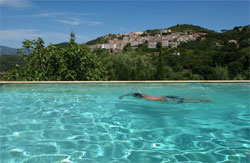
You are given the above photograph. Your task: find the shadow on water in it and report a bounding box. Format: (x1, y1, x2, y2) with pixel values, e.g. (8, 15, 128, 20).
(114, 99, 196, 123)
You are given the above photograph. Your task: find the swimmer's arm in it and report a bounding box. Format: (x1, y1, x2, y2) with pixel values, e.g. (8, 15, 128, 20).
(119, 93, 135, 99)
(199, 99, 213, 102)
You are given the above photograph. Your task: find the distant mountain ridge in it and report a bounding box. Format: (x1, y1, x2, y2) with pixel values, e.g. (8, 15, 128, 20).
(0, 45, 30, 56)
(0, 42, 70, 55)
(0, 45, 18, 55)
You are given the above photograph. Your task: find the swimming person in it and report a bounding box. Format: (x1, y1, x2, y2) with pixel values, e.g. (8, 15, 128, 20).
(119, 92, 212, 103)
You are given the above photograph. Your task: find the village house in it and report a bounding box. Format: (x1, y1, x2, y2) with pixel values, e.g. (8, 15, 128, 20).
(148, 41, 157, 48)
(161, 40, 170, 47)
(131, 31, 144, 35)
(101, 44, 111, 49)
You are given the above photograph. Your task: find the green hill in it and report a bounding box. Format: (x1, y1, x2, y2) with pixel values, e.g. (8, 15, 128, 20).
(54, 42, 69, 49)
(169, 24, 214, 33)
(0, 55, 26, 73)
(86, 34, 117, 45)
(0, 45, 18, 55)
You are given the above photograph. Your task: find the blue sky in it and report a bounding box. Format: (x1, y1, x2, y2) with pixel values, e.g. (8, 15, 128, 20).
(0, 0, 249, 48)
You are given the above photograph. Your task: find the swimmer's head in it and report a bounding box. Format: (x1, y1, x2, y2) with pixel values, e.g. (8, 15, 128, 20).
(134, 93, 143, 98)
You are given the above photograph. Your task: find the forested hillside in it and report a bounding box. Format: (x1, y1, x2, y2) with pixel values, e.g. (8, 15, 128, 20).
(169, 24, 213, 33)
(1, 25, 249, 81)
(95, 25, 249, 80)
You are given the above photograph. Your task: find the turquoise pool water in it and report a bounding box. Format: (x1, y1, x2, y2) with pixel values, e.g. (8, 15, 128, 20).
(0, 83, 249, 163)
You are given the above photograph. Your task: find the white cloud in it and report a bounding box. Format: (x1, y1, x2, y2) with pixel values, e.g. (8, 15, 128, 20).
(3, 11, 101, 27)
(86, 21, 102, 26)
(56, 18, 102, 26)
(32, 12, 66, 17)
(119, 27, 129, 32)
(0, 29, 39, 40)
(0, 29, 70, 43)
(13, 12, 91, 18)
(0, 29, 87, 48)
(0, 0, 31, 8)
(57, 18, 81, 26)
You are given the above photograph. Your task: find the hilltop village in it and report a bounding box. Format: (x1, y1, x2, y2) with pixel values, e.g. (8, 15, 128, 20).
(88, 29, 207, 52)
(1, 24, 249, 81)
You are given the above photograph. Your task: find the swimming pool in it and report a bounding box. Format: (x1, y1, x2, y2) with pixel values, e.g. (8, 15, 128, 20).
(0, 82, 249, 162)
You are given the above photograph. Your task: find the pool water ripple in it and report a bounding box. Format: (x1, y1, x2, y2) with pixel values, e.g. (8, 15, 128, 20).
(0, 83, 249, 162)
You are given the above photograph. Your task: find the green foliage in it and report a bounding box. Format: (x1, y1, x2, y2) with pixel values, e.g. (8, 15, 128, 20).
(169, 24, 214, 33)
(101, 26, 250, 80)
(213, 66, 229, 80)
(70, 31, 76, 44)
(146, 29, 160, 36)
(86, 33, 117, 45)
(1, 25, 249, 81)
(54, 42, 69, 49)
(117, 35, 123, 40)
(228, 62, 243, 79)
(2, 37, 107, 81)
(156, 42, 162, 50)
(86, 36, 109, 45)
(59, 43, 107, 81)
(156, 44, 166, 80)
(140, 32, 147, 37)
(0, 55, 26, 72)
(96, 24, 249, 81)
(123, 43, 132, 52)
(100, 51, 156, 80)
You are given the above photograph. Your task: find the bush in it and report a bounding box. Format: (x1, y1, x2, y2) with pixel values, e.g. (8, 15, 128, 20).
(213, 66, 229, 80)
(2, 37, 107, 81)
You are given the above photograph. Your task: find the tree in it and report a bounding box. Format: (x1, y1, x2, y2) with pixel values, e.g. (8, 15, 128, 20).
(156, 42, 166, 80)
(70, 30, 76, 44)
(213, 66, 229, 80)
(123, 43, 132, 52)
(228, 62, 243, 79)
(58, 42, 107, 81)
(2, 35, 108, 81)
(156, 42, 162, 50)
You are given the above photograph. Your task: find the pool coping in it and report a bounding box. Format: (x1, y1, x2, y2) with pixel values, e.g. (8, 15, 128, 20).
(0, 80, 249, 84)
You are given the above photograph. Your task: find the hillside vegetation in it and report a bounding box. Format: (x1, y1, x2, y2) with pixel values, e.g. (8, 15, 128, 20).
(0, 55, 26, 75)
(1, 24, 249, 81)
(86, 34, 116, 45)
(169, 24, 213, 33)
